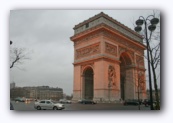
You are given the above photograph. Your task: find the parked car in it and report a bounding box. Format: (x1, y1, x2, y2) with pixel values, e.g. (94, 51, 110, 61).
(10, 102, 14, 110)
(59, 99, 71, 104)
(14, 97, 25, 102)
(34, 100, 65, 110)
(78, 99, 96, 104)
(133, 99, 143, 105)
(143, 100, 157, 107)
(123, 100, 139, 106)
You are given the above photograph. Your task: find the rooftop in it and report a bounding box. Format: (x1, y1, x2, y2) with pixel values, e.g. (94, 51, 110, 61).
(73, 12, 142, 39)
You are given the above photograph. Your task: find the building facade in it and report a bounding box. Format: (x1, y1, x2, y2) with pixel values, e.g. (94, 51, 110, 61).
(70, 12, 147, 102)
(10, 86, 63, 101)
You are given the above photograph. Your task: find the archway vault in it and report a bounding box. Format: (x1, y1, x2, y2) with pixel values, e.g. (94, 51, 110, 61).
(82, 67, 94, 100)
(120, 52, 133, 66)
(120, 52, 134, 100)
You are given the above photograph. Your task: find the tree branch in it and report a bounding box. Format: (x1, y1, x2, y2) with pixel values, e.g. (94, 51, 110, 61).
(10, 47, 31, 69)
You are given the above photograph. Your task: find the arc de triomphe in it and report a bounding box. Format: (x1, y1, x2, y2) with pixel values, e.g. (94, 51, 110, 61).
(70, 12, 147, 102)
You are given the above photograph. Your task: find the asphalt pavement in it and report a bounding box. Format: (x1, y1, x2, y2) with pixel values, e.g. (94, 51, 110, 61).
(10, 101, 150, 111)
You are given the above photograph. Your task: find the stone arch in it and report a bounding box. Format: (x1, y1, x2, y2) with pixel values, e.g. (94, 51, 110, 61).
(120, 52, 134, 100)
(82, 65, 94, 75)
(82, 66, 94, 100)
(119, 52, 133, 65)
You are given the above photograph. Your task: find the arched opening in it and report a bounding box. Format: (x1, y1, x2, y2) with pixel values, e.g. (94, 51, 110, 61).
(83, 67, 94, 100)
(120, 52, 132, 100)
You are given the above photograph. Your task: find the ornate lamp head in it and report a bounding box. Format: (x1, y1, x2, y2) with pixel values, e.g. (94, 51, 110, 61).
(136, 19, 144, 26)
(150, 18, 159, 25)
(134, 26, 142, 32)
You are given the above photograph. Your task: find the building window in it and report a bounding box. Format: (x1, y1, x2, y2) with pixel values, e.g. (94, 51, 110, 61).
(85, 23, 89, 28)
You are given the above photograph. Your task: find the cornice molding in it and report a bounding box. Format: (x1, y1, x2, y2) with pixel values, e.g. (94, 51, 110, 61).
(73, 55, 120, 66)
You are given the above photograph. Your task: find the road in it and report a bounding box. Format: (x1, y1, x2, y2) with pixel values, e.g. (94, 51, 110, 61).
(10, 101, 150, 111)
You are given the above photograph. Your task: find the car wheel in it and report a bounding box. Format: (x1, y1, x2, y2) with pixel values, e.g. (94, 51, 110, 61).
(53, 106, 58, 110)
(37, 106, 41, 110)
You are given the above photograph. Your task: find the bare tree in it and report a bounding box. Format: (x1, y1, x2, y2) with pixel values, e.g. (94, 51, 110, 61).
(10, 47, 31, 69)
(141, 11, 160, 109)
(148, 30, 160, 110)
(132, 11, 160, 110)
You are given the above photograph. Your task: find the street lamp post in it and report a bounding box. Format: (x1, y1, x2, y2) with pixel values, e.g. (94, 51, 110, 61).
(134, 15, 159, 110)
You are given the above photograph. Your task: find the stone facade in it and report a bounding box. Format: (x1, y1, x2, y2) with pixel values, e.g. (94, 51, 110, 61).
(10, 86, 63, 101)
(71, 12, 147, 102)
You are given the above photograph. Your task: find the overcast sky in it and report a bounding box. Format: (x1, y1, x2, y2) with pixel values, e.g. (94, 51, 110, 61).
(9, 10, 160, 95)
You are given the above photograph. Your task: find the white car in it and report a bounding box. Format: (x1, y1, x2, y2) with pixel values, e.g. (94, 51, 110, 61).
(34, 100, 65, 110)
(59, 99, 72, 104)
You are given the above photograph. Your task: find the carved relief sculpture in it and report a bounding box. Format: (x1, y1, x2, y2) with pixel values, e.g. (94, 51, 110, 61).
(103, 31, 144, 54)
(105, 42, 117, 56)
(76, 43, 100, 59)
(108, 65, 116, 86)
